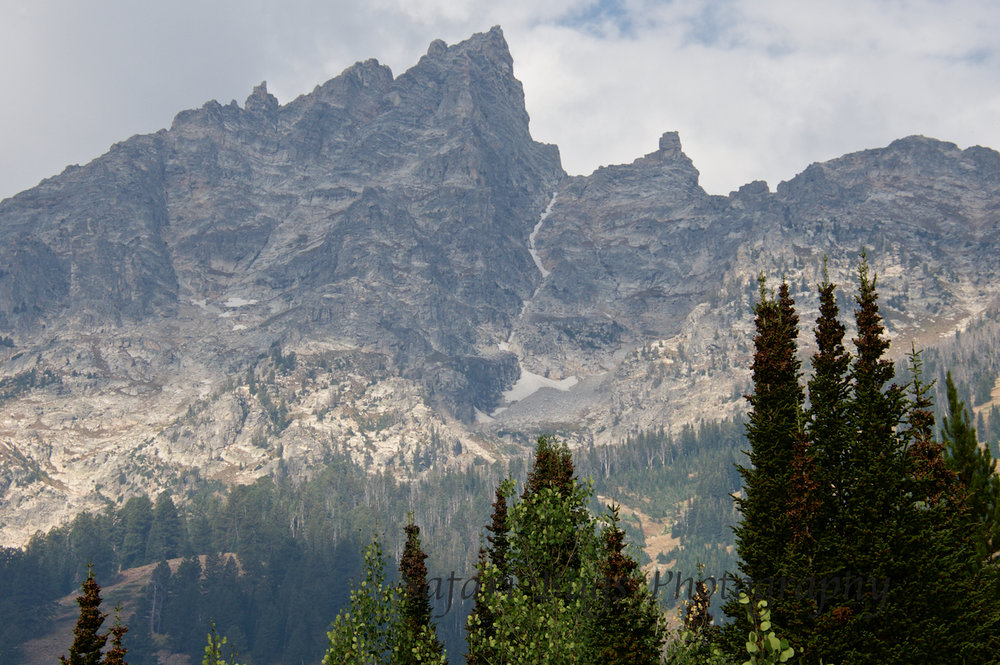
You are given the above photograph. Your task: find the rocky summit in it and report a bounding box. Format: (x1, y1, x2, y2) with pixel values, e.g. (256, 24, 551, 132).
(1, 27, 999, 544)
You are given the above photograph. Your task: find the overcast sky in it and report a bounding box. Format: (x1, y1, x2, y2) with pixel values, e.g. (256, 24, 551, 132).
(2, 0, 999, 201)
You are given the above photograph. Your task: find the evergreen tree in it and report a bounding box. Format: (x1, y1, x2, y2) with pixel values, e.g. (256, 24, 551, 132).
(864, 352, 999, 665)
(941, 371, 1000, 557)
(486, 482, 511, 589)
(805, 266, 852, 531)
(730, 278, 803, 614)
(118, 496, 153, 570)
(465, 479, 515, 665)
(124, 593, 156, 665)
(844, 256, 908, 572)
(833, 256, 909, 650)
(103, 606, 128, 665)
(164, 555, 204, 653)
(522, 434, 576, 500)
(145, 493, 183, 562)
(586, 505, 664, 665)
(393, 518, 445, 665)
(516, 434, 590, 588)
(148, 560, 171, 636)
(60, 566, 108, 665)
(990, 404, 1000, 459)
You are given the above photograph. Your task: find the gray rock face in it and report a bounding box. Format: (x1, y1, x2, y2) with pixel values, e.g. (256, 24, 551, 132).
(0, 26, 560, 414)
(2, 27, 1000, 543)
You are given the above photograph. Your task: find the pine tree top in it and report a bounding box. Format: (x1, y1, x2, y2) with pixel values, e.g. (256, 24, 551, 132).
(60, 567, 109, 665)
(398, 518, 433, 632)
(523, 434, 576, 500)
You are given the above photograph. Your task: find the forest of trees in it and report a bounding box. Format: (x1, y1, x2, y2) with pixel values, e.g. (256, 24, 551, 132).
(10, 255, 1000, 664)
(0, 414, 750, 663)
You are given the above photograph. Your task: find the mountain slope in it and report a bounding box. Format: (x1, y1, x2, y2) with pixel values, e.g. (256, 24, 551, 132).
(2, 27, 1000, 544)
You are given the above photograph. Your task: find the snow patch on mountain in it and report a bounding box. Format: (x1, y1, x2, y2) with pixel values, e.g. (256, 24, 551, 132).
(501, 366, 578, 404)
(223, 297, 258, 308)
(529, 194, 556, 278)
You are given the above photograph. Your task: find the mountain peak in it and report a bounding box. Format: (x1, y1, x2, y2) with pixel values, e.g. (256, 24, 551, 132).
(245, 81, 279, 113)
(427, 39, 447, 57)
(657, 131, 683, 158)
(425, 26, 513, 68)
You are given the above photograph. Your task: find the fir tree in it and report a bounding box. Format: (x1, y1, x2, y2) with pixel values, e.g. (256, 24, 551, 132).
(806, 266, 852, 527)
(727, 257, 1000, 664)
(839, 255, 908, 600)
(517, 435, 589, 589)
(522, 434, 576, 500)
(731, 277, 803, 603)
(865, 352, 999, 665)
(393, 518, 444, 665)
(486, 482, 511, 589)
(587, 505, 664, 665)
(846, 255, 907, 498)
(103, 606, 128, 665)
(465, 479, 514, 665)
(147, 560, 171, 636)
(124, 593, 156, 665)
(60, 566, 109, 665)
(941, 371, 1000, 557)
(118, 496, 153, 570)
(145, 493, 183, 562)
(784, 269, 853, 657)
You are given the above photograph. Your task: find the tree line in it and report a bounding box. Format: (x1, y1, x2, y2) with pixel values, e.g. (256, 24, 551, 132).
(2, 408, 752, 664)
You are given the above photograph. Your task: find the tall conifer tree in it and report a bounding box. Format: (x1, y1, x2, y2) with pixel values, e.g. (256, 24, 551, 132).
(60, 567, 109, 665)
(840, 255, 907, 588)
(782, 269, 853, 657)
(103, 606, 128, 665)
(145, 493, 183, 562)
(517, 435, 589, 588)
(587, 505, 664, 665)
(393, 518, 444, 665)
(486, 483, 511, 589)
(466, 435, 609, 664)
(941, 371, 1000, 557)
(869, 352, 1000, 665)
(732, 277, 803, 595)
(466, 481, 514, 664)
(806, 267, 852, 528)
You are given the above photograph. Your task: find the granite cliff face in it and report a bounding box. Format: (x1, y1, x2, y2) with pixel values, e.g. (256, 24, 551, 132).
(2, 27, 1000, 543)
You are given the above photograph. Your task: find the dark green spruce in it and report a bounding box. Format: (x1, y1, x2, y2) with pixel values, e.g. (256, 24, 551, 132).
(587, 504, 664, 665)
(394, 518, 444, 665)
(60, 567, 108, 665)
(731, 277, 803, 601)
(941, 371, 1000, 557)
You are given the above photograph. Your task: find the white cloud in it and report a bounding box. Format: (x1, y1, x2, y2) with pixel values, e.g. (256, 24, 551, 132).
(1, 0, 998, 199)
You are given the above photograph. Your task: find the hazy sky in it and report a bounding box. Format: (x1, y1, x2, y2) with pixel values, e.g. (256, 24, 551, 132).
(2, 0, 999, 200)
